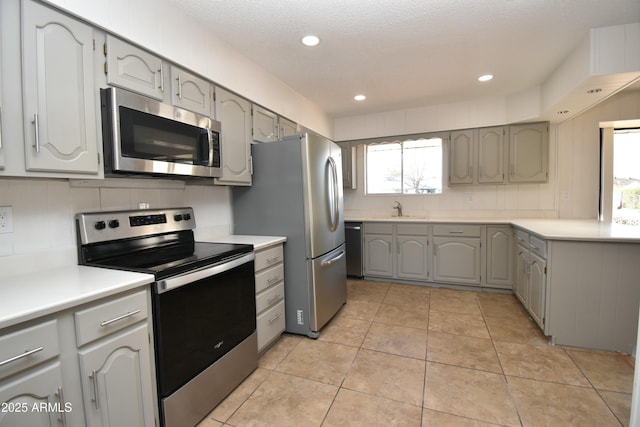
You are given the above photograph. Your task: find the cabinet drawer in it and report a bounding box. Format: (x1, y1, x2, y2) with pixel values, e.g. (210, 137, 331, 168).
(529, 235, 547, 258)
(256, 301, 285, 352)
(0, 320, 59, 380)
(255, 263, 284, 293)
(364, 223, 393, 234)
(396, 223, 429, 236)
(74, 290, 148, 347)
(515, 229, 529, 246)
(256, 282, 285, 314)
(433, 224, 481, 237)
(255, 245, 284, 272)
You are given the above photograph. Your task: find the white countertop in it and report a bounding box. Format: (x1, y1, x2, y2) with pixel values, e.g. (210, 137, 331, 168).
(0, 265, 153, 330)
(195, 233, 287, 250)
(345, 216, 640, 243)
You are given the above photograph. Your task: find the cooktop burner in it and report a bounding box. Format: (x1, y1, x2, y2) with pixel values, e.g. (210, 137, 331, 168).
(75, 207, 253, 279)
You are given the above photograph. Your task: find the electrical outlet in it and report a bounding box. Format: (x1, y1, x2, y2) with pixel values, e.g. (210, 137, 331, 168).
(0, 206, 14, 234)
(464, 192, 473, 202)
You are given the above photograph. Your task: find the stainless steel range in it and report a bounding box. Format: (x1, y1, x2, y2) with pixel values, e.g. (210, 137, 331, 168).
(75, 207, 257, 427)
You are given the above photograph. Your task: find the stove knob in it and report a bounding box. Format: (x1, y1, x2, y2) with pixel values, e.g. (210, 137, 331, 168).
(174, 214, 183, 222)
(108, 219, 120, 229)
(183, 213, 191, 221)
(94, 221, 106, 230)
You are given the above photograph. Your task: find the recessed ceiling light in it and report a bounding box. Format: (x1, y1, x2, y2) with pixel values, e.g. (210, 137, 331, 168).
(301, 35, 320, 46)
(354, 94, 366, 101)
(478, 74, 494, 82)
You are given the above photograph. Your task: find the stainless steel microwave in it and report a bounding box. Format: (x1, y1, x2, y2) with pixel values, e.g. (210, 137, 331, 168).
(100, 87, 222, 178)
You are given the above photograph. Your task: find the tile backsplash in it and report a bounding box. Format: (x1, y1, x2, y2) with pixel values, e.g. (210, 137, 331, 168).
(0, 177, 232, 258)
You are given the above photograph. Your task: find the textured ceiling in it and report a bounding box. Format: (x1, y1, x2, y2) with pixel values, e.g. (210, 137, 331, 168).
(168, 0, 640, 118)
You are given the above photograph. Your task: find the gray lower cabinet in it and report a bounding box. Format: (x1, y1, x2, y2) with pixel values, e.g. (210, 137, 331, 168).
(78, 324, 154, 427)
(0, 288, 156, 427)
(485, 226, 514, 289)
(396, 224, 429, 280)
(363, 226, 394, 278)
(432, 225, 481, 286)
(513, 229, 547, 329)
(254, 243, 285, 352)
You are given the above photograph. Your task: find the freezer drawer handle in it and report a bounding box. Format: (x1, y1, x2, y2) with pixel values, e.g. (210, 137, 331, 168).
(321, 250, 345, 267)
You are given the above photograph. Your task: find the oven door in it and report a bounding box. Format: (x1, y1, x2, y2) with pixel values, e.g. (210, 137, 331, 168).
(152, 253, 256, 397)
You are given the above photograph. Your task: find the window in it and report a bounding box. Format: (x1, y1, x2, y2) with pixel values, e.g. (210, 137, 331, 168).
(600, 126, 640, 226)
(366, 137, 442, 194)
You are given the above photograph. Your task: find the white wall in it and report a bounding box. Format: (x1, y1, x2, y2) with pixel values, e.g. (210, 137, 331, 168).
(342, 89, 640, 220)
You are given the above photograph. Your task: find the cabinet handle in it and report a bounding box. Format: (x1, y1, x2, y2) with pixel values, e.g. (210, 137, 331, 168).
(529, 244, 538, 250)
(267, 275, 282, 284)
(0, 346, 44, 367)
(448, 231, 464, 234)
(267, 294, 282, 305)
(176, 75, 182, 99)
(90, 370, 99, 409)
(268, 312, 281, 324)
(158, 63, 164, 92)
(32, 114, 40, 153)
(100, 309, 141, 327)
(266, 256, 281, 264)
(57, 387, 68, 427)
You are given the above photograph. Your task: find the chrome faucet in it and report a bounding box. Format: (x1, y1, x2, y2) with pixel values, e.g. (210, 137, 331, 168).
(393, 201, 403, 217)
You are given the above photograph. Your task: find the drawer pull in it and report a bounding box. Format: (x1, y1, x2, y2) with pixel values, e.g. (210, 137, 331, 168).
(448, 231, 464, 234)
(267, 294, 282, 305)
(529, 244, 539, 250)
(266, 256, 281, 264)
(0, 346, 44, 367)
(268, 312, 281, 324)
(267, 275, 282, 284)
(100, 309, 141, 327)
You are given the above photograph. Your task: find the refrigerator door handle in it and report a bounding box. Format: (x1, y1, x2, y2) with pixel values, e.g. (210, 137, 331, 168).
(327, 156, 339, 232)
(321, 250, 345, 267)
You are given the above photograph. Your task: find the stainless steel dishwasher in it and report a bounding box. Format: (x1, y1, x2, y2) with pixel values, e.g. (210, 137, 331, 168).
(345, 222, 363, 277)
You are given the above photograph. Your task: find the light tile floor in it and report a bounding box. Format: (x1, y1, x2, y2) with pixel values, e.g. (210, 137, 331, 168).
(198, 280, 634, 426)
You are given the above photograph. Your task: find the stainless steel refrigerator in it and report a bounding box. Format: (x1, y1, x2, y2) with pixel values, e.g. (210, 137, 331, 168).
(232, 132, 347, 338)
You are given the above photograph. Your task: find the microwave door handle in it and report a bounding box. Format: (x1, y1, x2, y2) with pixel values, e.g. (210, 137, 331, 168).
(208, 129, 214, 166)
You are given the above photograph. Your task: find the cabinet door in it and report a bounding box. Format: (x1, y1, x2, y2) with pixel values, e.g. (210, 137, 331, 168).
(214, 87, 252, 185)
(397, 235, 429, 280)
(432, 237, 481, 285)
(486, 226, 513, 288)
(22, 0, 99, 174)
(528, 251, 546, 328)
(478, 127, 505, 183)
(364, 234, 393, 277)
(279, 117, 298, 138)
(514, 244, 529, 305)
(0, 25, 4, 171)
(252, 105, 278, 143)
(448, 129, 475, 185)
(170, 65, 211, 116)
(78, 324, 155, 427)
(508, 123, 548, 183)
(105, 35, 164, 100)
(0, 363, 64, 427)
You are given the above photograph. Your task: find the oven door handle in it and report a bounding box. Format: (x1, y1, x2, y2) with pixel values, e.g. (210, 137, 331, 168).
(157, 252, 254, 293)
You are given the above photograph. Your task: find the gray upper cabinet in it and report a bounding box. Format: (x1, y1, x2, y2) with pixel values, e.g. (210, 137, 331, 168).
(105, 35, 164, 100)
(508, 122, 549, 183)
(170, 65, 211, 116)
(214, 87, 253, 185)
(279, 116, 298, 138)
(21, 0, 100, 175)
(252, 105, 278, 143)
(341, 146, 356, 189)
(0, 24, 4, 171)
(448, 129, 475, 185)
(477, 127, 506, 184)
